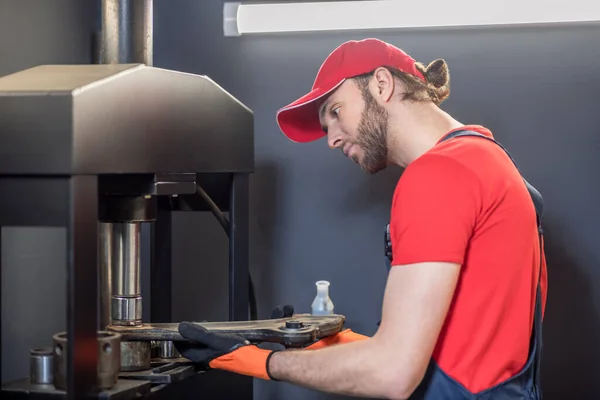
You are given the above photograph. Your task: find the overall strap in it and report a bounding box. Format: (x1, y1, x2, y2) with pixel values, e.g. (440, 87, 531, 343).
(439, 130, 544, 394)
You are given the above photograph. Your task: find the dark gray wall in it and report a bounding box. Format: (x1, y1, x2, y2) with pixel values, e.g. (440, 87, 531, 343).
(1, 227, 67, 383)
(154, 1, 600, 400)
(0, 0, 95, 77)
(1, 1, 599, 399)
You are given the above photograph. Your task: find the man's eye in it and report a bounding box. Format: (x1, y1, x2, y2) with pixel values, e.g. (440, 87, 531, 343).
(331, 107, 340, 117)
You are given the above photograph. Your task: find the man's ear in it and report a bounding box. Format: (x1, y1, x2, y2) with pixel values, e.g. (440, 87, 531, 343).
(372, 67, 395, 103)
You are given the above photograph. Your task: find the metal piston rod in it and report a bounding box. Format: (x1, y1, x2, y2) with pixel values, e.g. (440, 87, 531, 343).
(104, 222, 142, 326)
(102, 222, 143, 327)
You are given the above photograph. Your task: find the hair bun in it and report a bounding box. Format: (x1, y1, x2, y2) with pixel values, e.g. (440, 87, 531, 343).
(424, 59, 449, 89)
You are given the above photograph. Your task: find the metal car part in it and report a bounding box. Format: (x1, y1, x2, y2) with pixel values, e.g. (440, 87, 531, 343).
(107, 314, 345, 348)
(154, 341, 180, 359)
(53, 331, 122, 391)
(120, 341, 152, 372)
(29, 348, 54, 385)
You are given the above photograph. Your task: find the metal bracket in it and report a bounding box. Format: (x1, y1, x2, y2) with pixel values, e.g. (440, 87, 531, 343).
(107, 314, 345, 347)
(119, 362, 196, 385)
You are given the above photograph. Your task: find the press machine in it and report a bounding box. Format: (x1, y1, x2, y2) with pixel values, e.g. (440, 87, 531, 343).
(0, 64, 345, 399)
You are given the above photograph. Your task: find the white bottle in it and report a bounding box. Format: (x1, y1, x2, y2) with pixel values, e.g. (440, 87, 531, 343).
(311, 280, 334, 316)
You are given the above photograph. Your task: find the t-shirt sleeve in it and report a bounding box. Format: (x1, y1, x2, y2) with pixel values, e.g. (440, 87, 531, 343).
(390, 154, 481, 266)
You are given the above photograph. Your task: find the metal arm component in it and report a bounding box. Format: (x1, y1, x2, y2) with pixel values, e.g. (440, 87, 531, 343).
(107, 314, 345, 348)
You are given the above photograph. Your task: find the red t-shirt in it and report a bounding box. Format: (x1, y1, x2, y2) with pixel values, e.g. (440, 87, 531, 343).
(389, 125, 548, 393)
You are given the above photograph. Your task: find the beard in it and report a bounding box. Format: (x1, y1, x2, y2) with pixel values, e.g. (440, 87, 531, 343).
(352, 88, 389, 174)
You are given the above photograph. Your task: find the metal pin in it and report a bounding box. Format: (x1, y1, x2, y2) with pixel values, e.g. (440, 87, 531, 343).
(29, 348, 54, 385)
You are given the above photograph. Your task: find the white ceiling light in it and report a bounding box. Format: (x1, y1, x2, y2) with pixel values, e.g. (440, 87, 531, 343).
(223, 0, 600, 37)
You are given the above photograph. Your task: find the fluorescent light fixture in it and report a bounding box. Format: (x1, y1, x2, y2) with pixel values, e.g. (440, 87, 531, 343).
(223, 0, 600, 36)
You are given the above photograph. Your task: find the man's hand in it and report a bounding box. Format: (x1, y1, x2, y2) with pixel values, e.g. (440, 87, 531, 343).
(174, 304, 368, 384)
(175, 322, 274, 380)
(174, 304, 300, 379)
(269, 304, 369, 349)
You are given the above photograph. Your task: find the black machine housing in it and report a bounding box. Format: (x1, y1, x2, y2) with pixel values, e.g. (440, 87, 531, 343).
(0, 63, 255, 399)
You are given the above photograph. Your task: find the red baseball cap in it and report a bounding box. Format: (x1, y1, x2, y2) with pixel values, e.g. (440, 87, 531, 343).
(276, 38, 425, 143)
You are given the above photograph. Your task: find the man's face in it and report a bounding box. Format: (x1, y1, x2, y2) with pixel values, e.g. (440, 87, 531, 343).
(317, 79, 389, 174)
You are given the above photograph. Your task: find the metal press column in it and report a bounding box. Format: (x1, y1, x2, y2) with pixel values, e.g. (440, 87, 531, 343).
(98, 0, 153, 330)
(101, 0, 153, 66)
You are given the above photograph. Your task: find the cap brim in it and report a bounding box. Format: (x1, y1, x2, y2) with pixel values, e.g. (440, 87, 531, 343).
(276, 80, 345, 143)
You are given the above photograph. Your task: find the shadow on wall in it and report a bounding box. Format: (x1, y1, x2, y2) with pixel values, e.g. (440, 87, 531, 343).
(339, 166, 403, 215)
(249, 161, 284, 319)
(541, 217, 600, 399)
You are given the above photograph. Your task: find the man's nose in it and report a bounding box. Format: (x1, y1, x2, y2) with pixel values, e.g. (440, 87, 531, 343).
(327, 128, 344, 150)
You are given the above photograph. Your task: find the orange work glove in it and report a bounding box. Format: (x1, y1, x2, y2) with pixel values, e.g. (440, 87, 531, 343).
(305, 328, 368, 350)
(270, 304, 369, 350)
(175, 322, 275, 380)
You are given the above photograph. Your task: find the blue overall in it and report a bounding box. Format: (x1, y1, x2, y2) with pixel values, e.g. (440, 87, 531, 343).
(384, 130, 545, 399)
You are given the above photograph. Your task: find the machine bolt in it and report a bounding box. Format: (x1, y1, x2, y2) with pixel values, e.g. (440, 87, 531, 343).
(285, 320, 304, 329)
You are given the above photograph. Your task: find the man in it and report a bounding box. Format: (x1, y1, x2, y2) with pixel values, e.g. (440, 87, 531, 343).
(176, 38, 548, 399)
